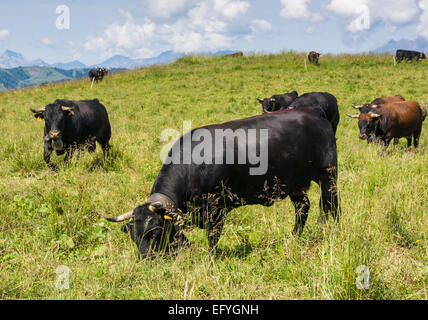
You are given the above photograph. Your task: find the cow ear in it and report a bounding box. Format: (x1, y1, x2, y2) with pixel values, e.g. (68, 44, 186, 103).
(148, 202, 164, 212)
(61, 106, 74, 116)
(30, 108, 45, 120)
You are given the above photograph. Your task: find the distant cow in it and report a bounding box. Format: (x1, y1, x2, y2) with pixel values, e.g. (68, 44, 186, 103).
(347, 101, 426, 150)
(308, 51, 321, 65)
(89, 67, 108, 82)
(225, 51, 243, 58)
(31, 99, 111, 169)
(352, 95, 405, 143)
(258, 91, 298, 113)
(107, 107, 339, 258)
(395, 50, 426, 63)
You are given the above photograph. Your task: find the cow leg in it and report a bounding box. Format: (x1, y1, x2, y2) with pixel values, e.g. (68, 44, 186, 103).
(290, 192, 310, 235)
(43, 142, 57, 170)
(394, 138, 400, 145)
(319, 167, 340, 222)
(64, 146, 75, 162)
(380, 137, 392, 154)
(413, 126, 422, 148)
(406, 136, 412, 148)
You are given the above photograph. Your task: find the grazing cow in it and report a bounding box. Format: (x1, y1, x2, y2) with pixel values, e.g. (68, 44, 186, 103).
(284, 92, 340, 134)
(89, 67, 108, 82)
(225, 51, 243, 58)
(107, 108, 340, 259)
(308, 51, 321, 65)
(31, 99, 111, 169)
(258, 91, 298, 113)
(352, 95, 405, 144)
(395, 50, 426, 63)
(347, 101, 426, 150)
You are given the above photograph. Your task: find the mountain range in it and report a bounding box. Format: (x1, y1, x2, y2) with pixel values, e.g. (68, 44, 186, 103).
(372, 37, 428, 54)
(0, 49, 238, 70)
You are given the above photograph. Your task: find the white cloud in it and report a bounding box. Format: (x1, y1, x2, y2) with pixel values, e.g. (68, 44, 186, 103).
(41, 37, 53, 46)
(0, 29, 9, 39)
(326, 0, 420, 33)
(82, 2, 254, 57)
(304, 26, 314, 34)
(417, 0, 428, 39)
(280, 0, 323, 21)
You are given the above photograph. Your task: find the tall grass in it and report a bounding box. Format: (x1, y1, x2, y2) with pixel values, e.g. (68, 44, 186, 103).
(0, 52, 426, 299)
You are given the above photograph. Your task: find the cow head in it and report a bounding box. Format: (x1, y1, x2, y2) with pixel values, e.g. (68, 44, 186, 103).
(107, 199, 183, 259)
(347, 112, 381, 140)
(420, 52, 426, 60)
(31, 103, 74, 151)
(258, 91, 298, 113)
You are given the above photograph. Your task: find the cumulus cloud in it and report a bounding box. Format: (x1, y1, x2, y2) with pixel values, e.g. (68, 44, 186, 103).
(417, 0, 428, 39)
(41, 37, 53, 46)
(280, 0, 323, 21)
(82, 1, 256, 57)
(0, 29, 9, 39)
(83, 9, 156, 59)
(326, 0, 420, 33)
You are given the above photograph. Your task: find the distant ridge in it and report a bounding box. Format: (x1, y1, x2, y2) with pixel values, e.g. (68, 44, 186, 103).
(372, 37, 428, 54)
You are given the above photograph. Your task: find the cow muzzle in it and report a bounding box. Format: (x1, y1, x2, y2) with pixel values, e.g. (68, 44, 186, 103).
(359, 133, 368, 140)
(49, 130, 61, 140)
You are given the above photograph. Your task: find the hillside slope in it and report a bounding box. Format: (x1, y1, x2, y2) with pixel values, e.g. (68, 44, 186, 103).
(0, 52, 426, 300)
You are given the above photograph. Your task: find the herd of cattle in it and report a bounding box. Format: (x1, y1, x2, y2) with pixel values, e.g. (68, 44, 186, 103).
(28, 52, 426, 259)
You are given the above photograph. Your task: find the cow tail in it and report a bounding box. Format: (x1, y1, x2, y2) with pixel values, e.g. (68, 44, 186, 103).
(420, 103, 427, 122)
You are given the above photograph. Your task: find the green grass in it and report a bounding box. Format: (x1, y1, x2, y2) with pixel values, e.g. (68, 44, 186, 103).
(0, 52, 426, 300)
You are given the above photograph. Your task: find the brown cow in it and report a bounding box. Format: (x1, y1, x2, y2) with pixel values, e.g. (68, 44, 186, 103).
(347, 101, 426, 150)
(225, 51, 243, 58)
(308, 51, 320, 65)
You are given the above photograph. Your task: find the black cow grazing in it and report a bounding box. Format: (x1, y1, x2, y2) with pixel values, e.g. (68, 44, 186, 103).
(89, 67, 108, 82)
(347, 101, 426, 150)
(308, 51, 321, 65)
(284, 92, 340, 134)
(31, 99, 111, 169)
(258, 91, 298, 113)
(395, 49, 426, 63)
(352, 95, 405, 144)
(107, 107, 340, 258)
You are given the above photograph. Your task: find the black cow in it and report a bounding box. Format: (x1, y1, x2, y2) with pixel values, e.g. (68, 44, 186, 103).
(284, 92, 340, 134)
(258, 91, 298, 113)
(308, 51, 321, 65)
(395, 49, 426, 63)
(31, 99, 111, 169)
(89, 67, 108, 82)
(107, 107, 340, 258)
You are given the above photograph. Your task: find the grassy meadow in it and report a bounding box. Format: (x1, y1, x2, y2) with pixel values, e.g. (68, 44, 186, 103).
(0, 52, 426, 299)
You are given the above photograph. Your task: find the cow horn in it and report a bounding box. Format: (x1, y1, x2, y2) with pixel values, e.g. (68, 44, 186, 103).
(347, 113, 360, 118)
(30, 108, 45, 113)
(257, 98, 264, 103)
(370, 104, 379, 109)
(270, 98, 276, 102)
(105, 210, 133, 222)
(352, 104, 363, 109)
(368, 112, 381, 119)
(61, 106, 74, 114)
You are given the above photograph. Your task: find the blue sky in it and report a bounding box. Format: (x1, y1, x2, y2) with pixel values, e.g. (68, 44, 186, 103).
(0, 0, 426, 65)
